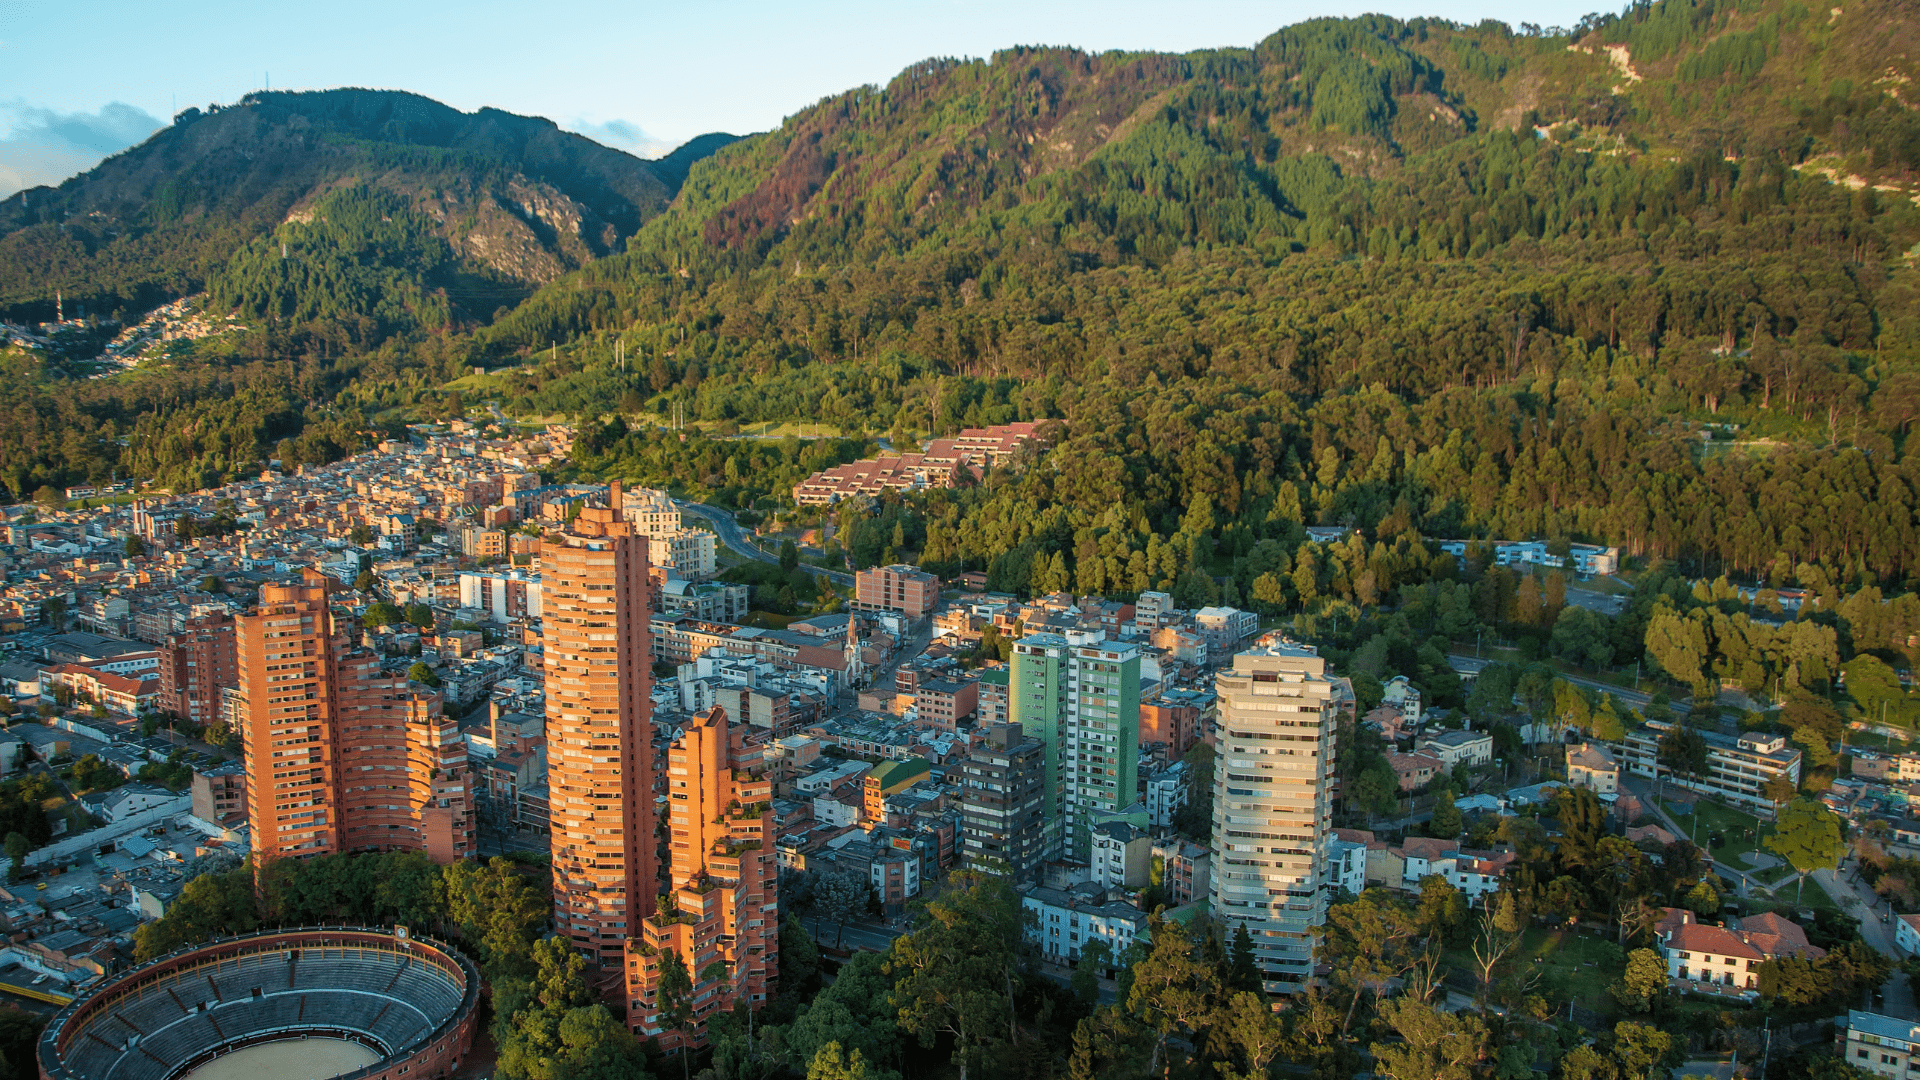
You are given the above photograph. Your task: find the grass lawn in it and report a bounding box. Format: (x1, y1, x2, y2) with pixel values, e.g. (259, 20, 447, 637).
(1659, 796, 1771, 864)
(741, 610, 800, 630)
(1451, 928, 1628, 1014)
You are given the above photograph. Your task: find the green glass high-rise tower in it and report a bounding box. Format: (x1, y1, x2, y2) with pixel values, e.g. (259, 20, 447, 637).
(1012, 631, 1141, 861)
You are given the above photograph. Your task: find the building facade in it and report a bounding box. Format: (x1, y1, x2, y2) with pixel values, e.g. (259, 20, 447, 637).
(543, 484, 659, 976)
(960, 724, 1048, 880)
(237, 572, 473, 867)
(853, 565, 939, 619)
(158, 612, 237, 727)
(628, 706, 778, 1049)
(1012, 631, 1142, 861)
(1211, 642, 1338, 994)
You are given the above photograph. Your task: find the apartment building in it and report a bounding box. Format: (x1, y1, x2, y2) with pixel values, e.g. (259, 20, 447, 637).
(190, 760, 246, 825)
(914, 678, 977, 732)
(1618, 723, 1802, 809)
(1842, 1011, 1920, 1080)
(158, 612, 236, 726)
(628, 706, 778, 1050)
(1022, 881, 1149, 964)
(1212, 641, 1338, 994)
(458, 571, 541, 623)
(854, 564, 938, 619)
(960, 724, 1048, 881)
(648, 530, 717, 579)
(237, 571, 473, 867)
(543, 484, 659, 973)
(1011, 631, 1142, 860)
(1141, 699, 1200, 763)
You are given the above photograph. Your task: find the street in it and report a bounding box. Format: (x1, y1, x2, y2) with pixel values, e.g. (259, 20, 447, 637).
(801, 915, 904, 954)
(676, 499, 854, 587)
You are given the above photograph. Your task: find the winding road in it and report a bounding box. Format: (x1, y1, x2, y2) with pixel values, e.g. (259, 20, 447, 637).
(675, 500, 854, 587)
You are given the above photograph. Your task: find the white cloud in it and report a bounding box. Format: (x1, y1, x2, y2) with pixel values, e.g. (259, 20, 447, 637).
(562, 116, 677, 159)
(0, 100, 164, 198)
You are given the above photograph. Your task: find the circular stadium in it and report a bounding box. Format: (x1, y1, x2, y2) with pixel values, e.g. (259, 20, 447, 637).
(37, 928, 479, 1080)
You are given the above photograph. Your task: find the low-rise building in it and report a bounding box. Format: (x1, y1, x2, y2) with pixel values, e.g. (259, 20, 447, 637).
(1088, 820, 1151, 890)
(1657, 909, 1823, 998)
(1567, 742, 1619, 794)
(1842, 1011, 1920, 1080)
(1415, 729, 1493, 768)
(1144, 760, 1187, 828)
(1619, 724, 1802, 810)
(1386, 750, 1443, 791)
(1021, 881, 1150, 964)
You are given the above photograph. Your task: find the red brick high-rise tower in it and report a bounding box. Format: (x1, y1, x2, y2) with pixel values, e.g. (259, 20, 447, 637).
(544, 483, 658, 969)
(237, 569, 472, 868)
(627, 706, 778, 1048)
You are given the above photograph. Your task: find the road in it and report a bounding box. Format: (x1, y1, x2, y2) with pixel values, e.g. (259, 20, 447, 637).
(676, 500, 855, 587)
(1446, 652, 1674, 713)
(802, 915, 903, 954)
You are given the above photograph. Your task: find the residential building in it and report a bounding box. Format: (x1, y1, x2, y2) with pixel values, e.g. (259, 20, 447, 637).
(658, 578, 749, 624)
(1567, 742, 1619, 794)
(1144, 760, 1187, 828)
(1088, 820, 1151, 890)
(960, 724, 1048, 881)
(1193, 606, 1258, 657)
(1415, 729, 1493, 768)
(1386, 750, 1444, 791)
(158, 612, 236, 726)
(459, 571, 541, 623)
(792, 423, 1041, 505)
(238, 571, 473, 867)
(914, 678, 977, 732)
(864, 758, 932, 822)
(190, 760, 246, 825)
(1326, 837, 1368, 896)
(1021, 881, 1150, 964)
(627, 706, 778, 1049)
(1211, 641, 1338, 994)
(1158, 838, 1212, 906)
(1842, 1011, 1920, 1080)
(1012, 631, 1141, 860)
(1657, 908, 1824, 997)
(648, 530, 717, 579)
(977, 667, 1009, 726)
(1382, 676, 1423, 723)
(854, 565, 938, 619)
(543, 483, 659, 977)
(1619, 723, 1803, 809)
(1134, 592, 1175, 630)
(1140, 699, 1200, 763)
(1897, 914, 1920, 956)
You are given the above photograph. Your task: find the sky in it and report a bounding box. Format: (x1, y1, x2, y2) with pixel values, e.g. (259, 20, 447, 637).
(0, 0, 1604, 197)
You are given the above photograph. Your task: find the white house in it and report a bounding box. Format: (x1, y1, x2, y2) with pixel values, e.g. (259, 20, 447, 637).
(1023, 882, 1150, 963)
(1416, 729, 1493, 768)
(1089, 821, 1151, 890)
(1144, 760, 1187, 828)
(1327, 839, 1368, 896)
(1897, 914, 1920, 956)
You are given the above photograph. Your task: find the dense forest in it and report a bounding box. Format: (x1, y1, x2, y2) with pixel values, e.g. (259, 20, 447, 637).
(1, 0, 1918, 585)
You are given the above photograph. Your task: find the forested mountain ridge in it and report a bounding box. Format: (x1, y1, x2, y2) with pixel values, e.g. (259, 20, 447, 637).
(0, 88, 738, 322)
(5, 0, 1920, 596)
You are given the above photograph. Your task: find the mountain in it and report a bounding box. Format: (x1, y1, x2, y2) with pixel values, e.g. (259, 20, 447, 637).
(0, 88, 737, 322)
(484, 0, 1920, 584)
(3, 0, 1920, 590)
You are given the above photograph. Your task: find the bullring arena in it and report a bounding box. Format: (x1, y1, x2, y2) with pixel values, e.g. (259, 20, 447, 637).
(36, 928, 478, 1080)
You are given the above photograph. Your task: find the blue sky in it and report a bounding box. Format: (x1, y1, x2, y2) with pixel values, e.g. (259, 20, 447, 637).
(0, 0, 1603, 196)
